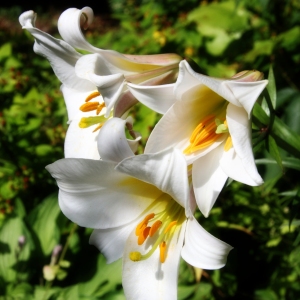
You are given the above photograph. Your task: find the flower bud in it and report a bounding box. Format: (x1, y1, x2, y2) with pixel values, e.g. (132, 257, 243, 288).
(231, 70, 264, 82)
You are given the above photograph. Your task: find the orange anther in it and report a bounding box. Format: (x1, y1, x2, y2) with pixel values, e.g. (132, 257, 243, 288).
(138, 227, 151, 245)
(135, 213, 155, 236)
(159, 241, 167, 263)
(85, 91, 101, 102)
(80, 102, 99, 112)
(149, 220, 162, 237)
(92, 123, 104, 132)
(96, 102, 106, 115)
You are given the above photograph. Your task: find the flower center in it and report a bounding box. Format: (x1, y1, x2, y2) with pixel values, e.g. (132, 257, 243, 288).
(183, 115, 232, 154)
(78, 91, 108, 132)
(130, 195, 185, 263)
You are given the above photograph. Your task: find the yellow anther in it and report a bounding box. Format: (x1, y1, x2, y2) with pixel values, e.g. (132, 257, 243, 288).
(189, 115, 215, 143)
(85, 91, 101, 102)
(164, 221, 177, 234)
(96, 102, 106, 115)
(130, 252, 142, 262)
(80, 102, 100, 112)
(149, 220, 162, 237)
(224, 136, 233, 152)
(138, 227, 151, 245)
(159, 241, 167, 263)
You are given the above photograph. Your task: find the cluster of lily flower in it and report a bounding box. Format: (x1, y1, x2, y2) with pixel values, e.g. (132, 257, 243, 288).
(19, 6, 269, 299)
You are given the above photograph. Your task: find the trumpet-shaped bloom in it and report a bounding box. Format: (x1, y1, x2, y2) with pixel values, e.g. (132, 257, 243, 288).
(46, 119, 232, 300)
(19, 8, 181, 159)
(128, 60, 268, 217)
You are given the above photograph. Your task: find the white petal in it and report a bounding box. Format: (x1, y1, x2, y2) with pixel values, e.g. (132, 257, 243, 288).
(60, 84, 101, 122)
(89, 219, 137, 264)
(145, 94, 226, 165)
(220, 148, 261, 186)
(127, 82, 176, 114)
(58, 7, 98, 52)
(46, 159, 160, 229)
(181, 217, 233, 269)
(122, 220, 186, 300)
(97, 118, 136, 163)
(75, 54, 126, 116)
(223, 80, 268, 117)
(226, 104, 263, 185)
(192, 146, 228, 217)
(64, 119, 101, 159)
(19, 10, 94, 91)
(176, 60, 241, 107)
(116, 149, 191, 216)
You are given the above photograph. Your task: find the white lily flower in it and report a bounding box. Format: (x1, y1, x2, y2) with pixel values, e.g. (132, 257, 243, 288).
(57, 7, 182, 116)
(19, 8, 181, 158)
(128, 60, 268, 217)
(46, 144, 232, 299)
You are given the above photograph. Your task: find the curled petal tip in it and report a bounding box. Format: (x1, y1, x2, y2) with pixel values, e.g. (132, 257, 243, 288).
(19, 10, 36, 27)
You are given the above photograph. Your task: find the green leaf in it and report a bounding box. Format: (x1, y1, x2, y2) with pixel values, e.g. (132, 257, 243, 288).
(27, 194, 63, 256)
(79, 255, 122, 298)
(252, 103, 300, 157)
(59, 260, 71, 268)
(266, 135, 283, 171)
(0, 217, 33, 283)
(0, 43, 12, 61)
(266, 66, 276, 109)
(256, 157, 300, 171)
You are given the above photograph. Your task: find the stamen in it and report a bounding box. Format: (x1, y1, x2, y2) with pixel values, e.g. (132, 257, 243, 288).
(149, 220, 162, 237)
(224, 136, 232, 151)
(96, 102, 106, 115)
(138, 227, 151, 245)
(78, 116, 106, 128)
(159, 241, 167, 263)
(164, 221, 177, 233)
(135, 213, 155, 236)
(85, 91, 100, 102)
(92, 123, 104, 132)
(80, 102, 99, 112)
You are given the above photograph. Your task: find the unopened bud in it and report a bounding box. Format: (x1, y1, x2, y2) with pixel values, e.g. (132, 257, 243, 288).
(52, 244, 62, 258)
(231, 70, 264, 82)
(18, 235, 26, 248)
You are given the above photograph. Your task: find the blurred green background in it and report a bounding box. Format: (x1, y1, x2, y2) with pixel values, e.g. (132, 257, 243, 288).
(0, 0, 300, 299)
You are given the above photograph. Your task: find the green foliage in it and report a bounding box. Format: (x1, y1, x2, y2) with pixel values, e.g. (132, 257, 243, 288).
(0, 0, 300, 299)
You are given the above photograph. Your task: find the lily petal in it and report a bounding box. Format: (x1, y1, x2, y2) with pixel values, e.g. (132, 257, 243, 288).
(127, 82, 176, 114)
(46, 159, 161, 229)
(97, 117, 140, 163)
(116, 149, 191, 216)
(89, 219, 137, 264)
(75, 54, 126, 116)
(122, 221, 186, 300)
(58, 7, 97, 53)
(226, 104, 263, 185)
(223, 80, 268, 117)
(175, 60, 241, 107)
(181, 216, 233, 270)
(64, 119, 101, 159)
(19, 10, 94, 91)
(192, 146, 228, 217)
(61, 84, 103, 122)
(145, 90, 226, 165)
